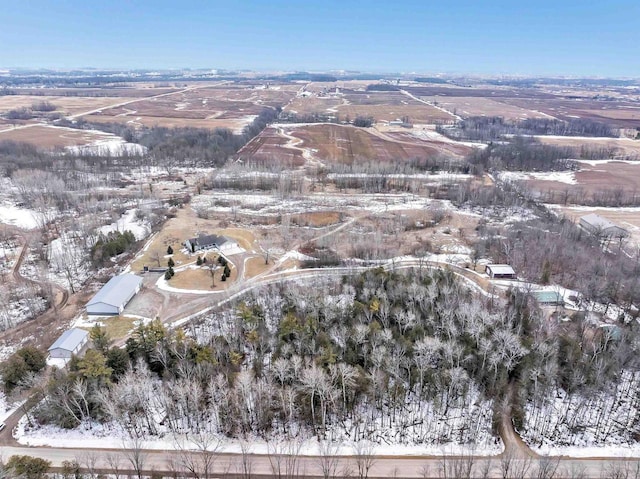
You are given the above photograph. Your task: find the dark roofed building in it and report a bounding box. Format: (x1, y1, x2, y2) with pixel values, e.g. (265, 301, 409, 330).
(185, 234, 239, 253)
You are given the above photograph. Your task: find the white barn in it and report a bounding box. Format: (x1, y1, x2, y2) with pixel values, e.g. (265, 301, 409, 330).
(86, 274, 143, 316)
(579, 214, 628, 238)
(486, 264, 517, 279)
(48, 328, 89, 360)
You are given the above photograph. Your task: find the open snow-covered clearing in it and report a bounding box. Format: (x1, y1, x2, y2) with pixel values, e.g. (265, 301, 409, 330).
(0, 203, 41, 229)
(193, 192, 438, 217)
(408, 127, 487, 149)
(499, 171, 577, 185)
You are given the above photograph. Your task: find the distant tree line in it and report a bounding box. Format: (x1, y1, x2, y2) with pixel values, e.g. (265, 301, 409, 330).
(438, 116, 616, 141)
(55, 107, 281, 169)
(414, 77, 450, 84)
(365, 84, 400, 91)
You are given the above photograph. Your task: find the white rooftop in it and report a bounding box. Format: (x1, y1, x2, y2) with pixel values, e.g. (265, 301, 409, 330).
(48, 328, 88, 352)
(580, 213, 619, 230)
(87, 274, 142, 308)
(487, 264, 516, 275)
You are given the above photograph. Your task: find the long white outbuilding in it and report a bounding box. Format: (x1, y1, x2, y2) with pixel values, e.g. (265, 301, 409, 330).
(86, 274, 143, 316)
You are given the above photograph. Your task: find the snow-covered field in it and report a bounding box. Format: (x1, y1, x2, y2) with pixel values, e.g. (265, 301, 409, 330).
(409, 127, 488, 149)
(192, 192, 437, 218)
(0, 203, 41, 229)
(499, 171, 577, 185)
(64, 129, 147, 157)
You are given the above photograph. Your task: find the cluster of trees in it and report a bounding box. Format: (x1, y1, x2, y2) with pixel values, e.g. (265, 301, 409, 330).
(352, 116, 374, 128)
(278, 111, 375, 128)
(365, 83, 400, 91)
(1, 346, 46, 394)
(439, 116, 615, 141)
(1, 455, 50, 479)
(91, 230, 137, 265)
(467, 137, 576, 173)
(30, 101, 56, 112)
(3, 101, 58, 122)
(278, 111, 341, 124)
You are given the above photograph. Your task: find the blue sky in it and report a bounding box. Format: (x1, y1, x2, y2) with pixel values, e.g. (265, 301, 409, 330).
(0, 0, 638, 76)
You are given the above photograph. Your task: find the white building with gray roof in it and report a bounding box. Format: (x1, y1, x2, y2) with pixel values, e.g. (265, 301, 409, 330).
(579, 214, 628, 238)
(86, 274, 143, 316)
(48, 328, 89, 360)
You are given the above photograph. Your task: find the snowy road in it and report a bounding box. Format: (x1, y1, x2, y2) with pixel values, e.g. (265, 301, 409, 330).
(0, 444, 639, 478)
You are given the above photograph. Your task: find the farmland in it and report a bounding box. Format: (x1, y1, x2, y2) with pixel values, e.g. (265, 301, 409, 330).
(240, 123, 475, 168)
(0, 124, 127, 149)
(4, 71, 640, 470)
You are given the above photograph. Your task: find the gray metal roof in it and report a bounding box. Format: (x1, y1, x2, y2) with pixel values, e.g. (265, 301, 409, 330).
(87, 274, 142, 308)
(487, 264, 516, 275)
(580, 213, 619, 230)
(48, 328, 88, 352)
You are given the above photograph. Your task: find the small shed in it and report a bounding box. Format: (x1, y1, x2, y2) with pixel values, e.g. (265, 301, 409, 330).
(485, 264, 517, 279)
(48, 328, 89, 359)
(87, 274, 143, 316)
(532, 291, 565, 306)
(579, 214, 628, 238)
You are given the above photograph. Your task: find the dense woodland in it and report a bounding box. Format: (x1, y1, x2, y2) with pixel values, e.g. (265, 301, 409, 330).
(467, 137, 577, 173)
(14, 267, 639, 453)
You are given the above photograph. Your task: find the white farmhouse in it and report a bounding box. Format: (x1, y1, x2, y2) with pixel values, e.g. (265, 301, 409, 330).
(86, 274, 143, 316)
(48, 328, 89, 360)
